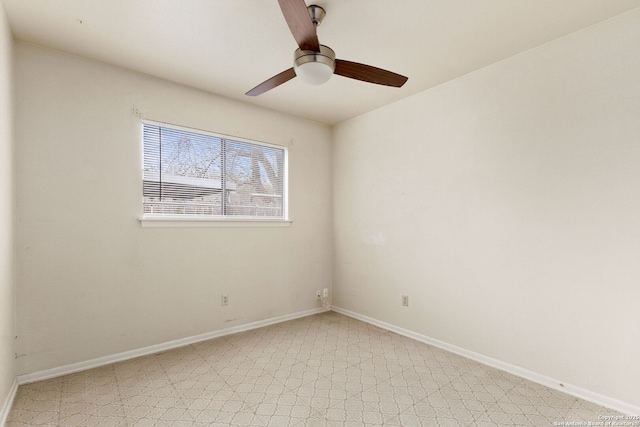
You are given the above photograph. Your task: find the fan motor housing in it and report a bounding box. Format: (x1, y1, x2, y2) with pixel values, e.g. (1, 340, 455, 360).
(294, 45, 335, 68)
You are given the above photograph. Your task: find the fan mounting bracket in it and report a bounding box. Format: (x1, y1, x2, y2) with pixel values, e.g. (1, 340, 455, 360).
(307, 5, 326, 26)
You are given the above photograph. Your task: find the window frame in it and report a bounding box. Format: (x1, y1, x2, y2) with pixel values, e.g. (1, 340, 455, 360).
(139, 120, 291, 228)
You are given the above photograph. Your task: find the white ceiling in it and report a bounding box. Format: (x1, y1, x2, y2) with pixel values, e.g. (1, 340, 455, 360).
(2, 0, 640, 125)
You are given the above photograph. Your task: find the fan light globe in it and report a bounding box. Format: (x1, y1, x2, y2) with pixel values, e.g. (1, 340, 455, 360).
(295, 61, 333, 85)
(294, 45, 335, 86)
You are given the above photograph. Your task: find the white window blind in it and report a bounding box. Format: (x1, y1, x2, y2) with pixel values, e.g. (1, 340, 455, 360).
(143, 121, 286, 219)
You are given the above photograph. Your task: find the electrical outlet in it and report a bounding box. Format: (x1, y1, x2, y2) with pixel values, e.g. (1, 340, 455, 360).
(322, 288, 329, 298)
(402, 295, 409, 307)
(316, 290, 321, 300)
(221, 294, 229, 306)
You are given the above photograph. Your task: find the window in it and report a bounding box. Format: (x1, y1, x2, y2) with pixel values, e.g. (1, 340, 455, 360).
(142, 121, 287, 225)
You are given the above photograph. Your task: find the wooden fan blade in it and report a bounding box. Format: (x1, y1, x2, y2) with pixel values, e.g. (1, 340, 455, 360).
(246, 68, 297, 96)
(335, 59, 408, 87)
(278, 0, 320, 51)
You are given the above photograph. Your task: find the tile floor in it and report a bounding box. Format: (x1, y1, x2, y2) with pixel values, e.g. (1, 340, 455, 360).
(7, 311, 622, 426)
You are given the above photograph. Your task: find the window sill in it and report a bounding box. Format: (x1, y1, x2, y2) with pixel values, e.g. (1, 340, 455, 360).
(139, 215, 292, 228)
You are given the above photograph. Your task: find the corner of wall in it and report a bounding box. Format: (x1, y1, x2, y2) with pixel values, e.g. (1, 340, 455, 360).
(0, 0, 17, 423)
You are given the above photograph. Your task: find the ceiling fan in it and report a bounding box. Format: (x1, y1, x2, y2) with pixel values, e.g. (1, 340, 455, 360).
(246, 0, 408, 96)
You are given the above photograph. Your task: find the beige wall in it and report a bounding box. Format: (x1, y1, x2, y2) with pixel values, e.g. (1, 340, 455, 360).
(14, 43, 333, 374)
(333, 9, 640, 407)
(0, 0, 14, 412)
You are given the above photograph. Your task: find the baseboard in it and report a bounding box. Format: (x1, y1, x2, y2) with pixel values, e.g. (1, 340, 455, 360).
(331, 306, 640, 416)
(13, 305, 638, 415)
(17, 306, 329, 385)
(0, 378, 18, 427)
